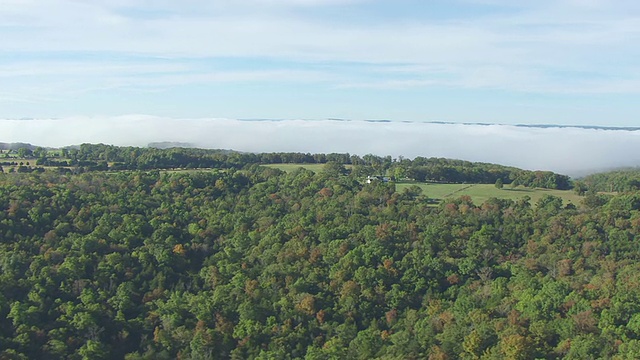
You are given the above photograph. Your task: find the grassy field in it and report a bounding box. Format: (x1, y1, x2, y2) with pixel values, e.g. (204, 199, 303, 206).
(0, 157, 584, 208)
(0, 156, 75, 173)
(160, 168, 221, 174)
(396, 182, 582, 206)
(0, 158, 38, 170)
(263, 163, 353, 173)
(262, 164, 583, 206)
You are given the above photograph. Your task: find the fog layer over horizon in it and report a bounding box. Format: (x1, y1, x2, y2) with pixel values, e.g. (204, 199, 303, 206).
(4, 116, 640, 177)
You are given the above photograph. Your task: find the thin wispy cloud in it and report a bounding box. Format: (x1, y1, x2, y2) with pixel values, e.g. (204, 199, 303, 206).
(0, 0, 639, 124)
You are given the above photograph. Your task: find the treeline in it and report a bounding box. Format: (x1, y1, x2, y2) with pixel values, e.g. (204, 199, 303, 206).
(1, 168, 640, 358)
(579, 168, 640, 193)
(0, 142, 38, 151)
(510, 170, 572, 190)
(397, 157, 571, 189)
(12, 143, 572, 189)
(65, 144, 356, 170)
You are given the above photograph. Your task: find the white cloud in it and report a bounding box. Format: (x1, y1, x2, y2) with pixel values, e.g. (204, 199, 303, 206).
(1, 0, 640, 117)
(239, 0, 368, 6)
(0, 62, 190, 78)
(2, 1, 638, 68)
(1, 116, 640, 176)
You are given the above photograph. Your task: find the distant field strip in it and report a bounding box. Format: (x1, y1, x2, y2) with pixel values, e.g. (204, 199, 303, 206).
(236, 164, 582, 206)
(396, 182, 581, 206)
(263, 163, 353, 173)
(443, 184, 475, 198)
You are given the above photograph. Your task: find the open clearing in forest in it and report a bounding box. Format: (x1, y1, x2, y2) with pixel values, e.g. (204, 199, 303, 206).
(262, 164, 583, 206)
(263, 163, 353, 173)
(395, 182, 582, 206)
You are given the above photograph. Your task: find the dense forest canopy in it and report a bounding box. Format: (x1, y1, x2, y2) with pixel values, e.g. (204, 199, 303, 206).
(579, 169, 640, 193)
(1, 153, 640, 358)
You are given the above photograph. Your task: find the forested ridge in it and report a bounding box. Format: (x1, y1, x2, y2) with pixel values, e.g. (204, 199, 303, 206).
(2, 143, 571, 189)
(2, 163, 640, 359)
(579, 169, 640, 193)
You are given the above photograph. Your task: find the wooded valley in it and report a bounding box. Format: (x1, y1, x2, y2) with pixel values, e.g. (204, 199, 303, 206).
(1, 145, 640, 358)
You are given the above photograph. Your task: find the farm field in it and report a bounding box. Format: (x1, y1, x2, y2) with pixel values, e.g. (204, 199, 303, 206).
(0, 157, 71, 171)
(0, 158, 39, 170)
(0, 156, 583, 208)
(261, 164, 583, 206)
(396, 182, 583, 206)
(160, 168, 221, 174)
(263, 163, 353, 173)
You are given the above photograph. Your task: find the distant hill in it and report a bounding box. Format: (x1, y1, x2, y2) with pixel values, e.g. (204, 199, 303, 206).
(234, 118, 640, 131)
(148, 141, 196, 149)
(426, 121, 640, 131)
(513, 123, 640, 131)
(0, 142, 38, 151)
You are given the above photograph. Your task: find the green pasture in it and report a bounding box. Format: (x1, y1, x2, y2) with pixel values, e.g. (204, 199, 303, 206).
(261, 164, 583, 206)
(1, 158, 32, 164)
(396, 182, 582, 207)
(160, 168, 221, 174)
(263, 163, 352, 173)
(0, 158, 37, 170)
(0, 149, 63, 157)
(0, 156, 74, 173)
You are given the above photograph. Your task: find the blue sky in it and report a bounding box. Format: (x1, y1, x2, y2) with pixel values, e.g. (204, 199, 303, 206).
(1, 0, 640, 125)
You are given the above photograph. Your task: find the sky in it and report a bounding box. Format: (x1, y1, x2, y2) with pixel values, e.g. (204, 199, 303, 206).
(1, 0, 640, 125)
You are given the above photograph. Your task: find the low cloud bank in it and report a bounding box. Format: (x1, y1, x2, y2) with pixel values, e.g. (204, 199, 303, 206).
(4, 116, 640, 176)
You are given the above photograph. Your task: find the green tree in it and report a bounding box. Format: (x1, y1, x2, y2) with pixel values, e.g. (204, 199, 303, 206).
(573, 181, 588, 196)
(322, 161, 347, 177)
(17, 147, 32, 158)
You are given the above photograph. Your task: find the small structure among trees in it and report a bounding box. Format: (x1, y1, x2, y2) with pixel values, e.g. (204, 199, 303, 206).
(366, 175, 390, 184)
